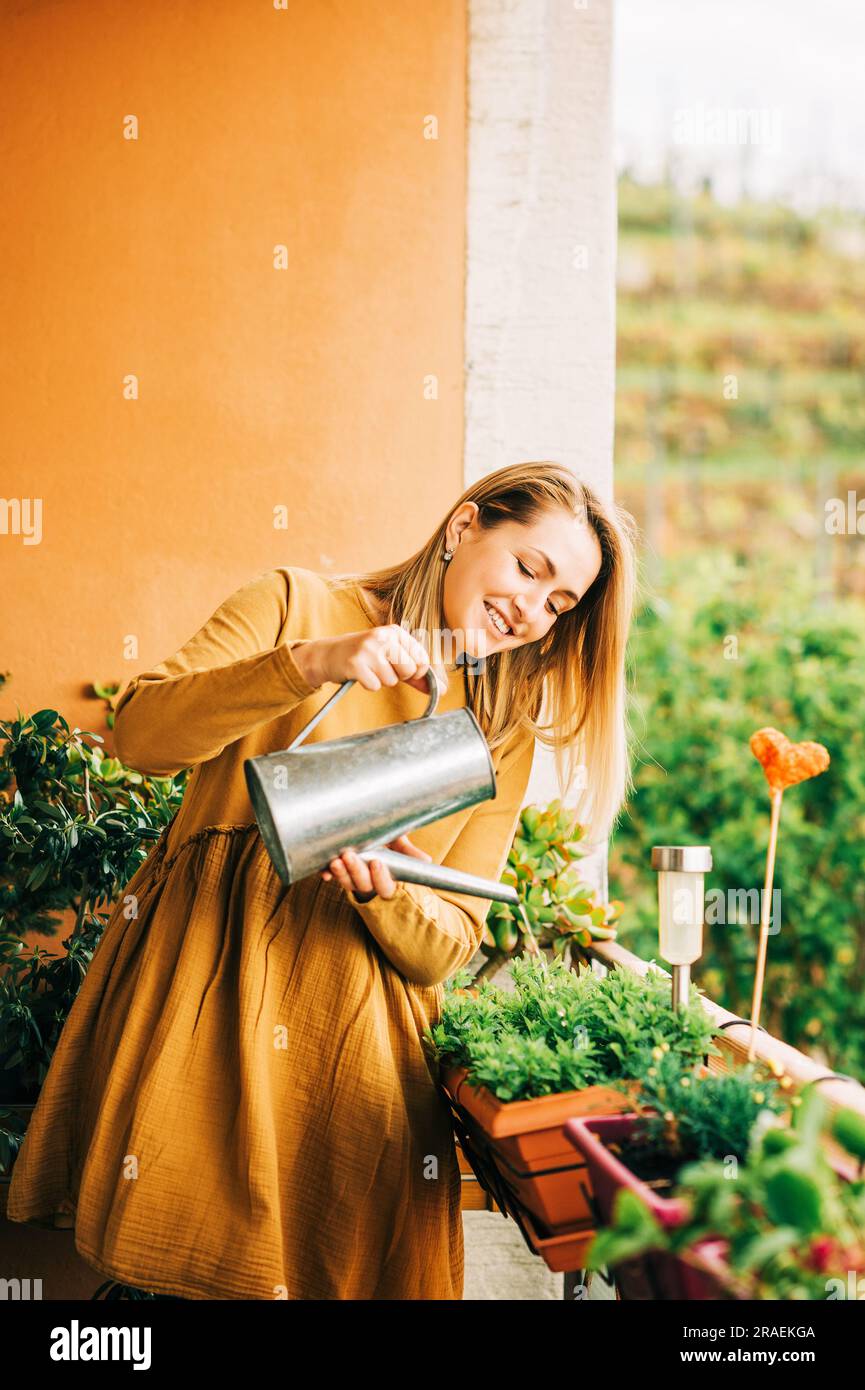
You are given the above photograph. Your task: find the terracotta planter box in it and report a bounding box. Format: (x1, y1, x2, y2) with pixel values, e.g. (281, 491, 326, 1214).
(564, 1113, 730, 1299)
(516, 1204, 597, 1274)
(441, 1063, 635, 1231)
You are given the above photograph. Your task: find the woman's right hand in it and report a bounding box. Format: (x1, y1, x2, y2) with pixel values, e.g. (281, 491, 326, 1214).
(290, 625, 438, 696)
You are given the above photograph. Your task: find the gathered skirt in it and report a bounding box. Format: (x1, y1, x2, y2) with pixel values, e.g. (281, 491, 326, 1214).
(6, 821, 464, 1300)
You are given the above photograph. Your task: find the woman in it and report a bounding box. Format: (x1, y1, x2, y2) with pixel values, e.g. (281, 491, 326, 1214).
(7, 460, 637, 1299)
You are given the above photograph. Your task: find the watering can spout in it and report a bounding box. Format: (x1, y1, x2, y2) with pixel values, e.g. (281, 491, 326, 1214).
(245, 666, 519, 906)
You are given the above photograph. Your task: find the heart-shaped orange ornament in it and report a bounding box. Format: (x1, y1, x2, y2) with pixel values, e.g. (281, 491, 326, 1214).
(749, 726, 830, 794)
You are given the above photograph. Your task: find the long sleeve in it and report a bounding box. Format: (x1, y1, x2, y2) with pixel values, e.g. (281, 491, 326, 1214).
(112, 568, 321, 777)
(349, 728, 535, 988)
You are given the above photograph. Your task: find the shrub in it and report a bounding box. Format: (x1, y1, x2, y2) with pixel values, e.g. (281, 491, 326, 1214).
(0, 704, 185, 1169)
(611, 552, 865, 1078)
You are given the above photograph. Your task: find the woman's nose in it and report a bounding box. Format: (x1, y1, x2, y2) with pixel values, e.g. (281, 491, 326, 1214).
(513, 593, 536, 629)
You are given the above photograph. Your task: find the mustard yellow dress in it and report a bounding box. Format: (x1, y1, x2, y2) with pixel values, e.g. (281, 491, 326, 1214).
(7, 566, 535, 1300)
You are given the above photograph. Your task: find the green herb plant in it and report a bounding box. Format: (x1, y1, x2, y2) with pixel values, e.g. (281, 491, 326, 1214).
(616, 1048, 790, 1169)
(424, 954, 719, 1103)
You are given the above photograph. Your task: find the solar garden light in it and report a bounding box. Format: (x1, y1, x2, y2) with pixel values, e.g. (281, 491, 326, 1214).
(651, 846, 713, 1010)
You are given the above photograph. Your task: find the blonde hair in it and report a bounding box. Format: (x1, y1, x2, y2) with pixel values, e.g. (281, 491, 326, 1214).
(326, 461, 639, 845)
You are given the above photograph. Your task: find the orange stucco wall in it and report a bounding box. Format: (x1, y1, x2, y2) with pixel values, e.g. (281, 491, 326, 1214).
(1, 0, 467, 738)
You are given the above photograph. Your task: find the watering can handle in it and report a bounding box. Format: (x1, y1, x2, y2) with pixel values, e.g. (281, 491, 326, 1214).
(285, 664, 442, 751)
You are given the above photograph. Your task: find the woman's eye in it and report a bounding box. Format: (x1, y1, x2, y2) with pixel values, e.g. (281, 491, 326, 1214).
(517, 558, 560, 618)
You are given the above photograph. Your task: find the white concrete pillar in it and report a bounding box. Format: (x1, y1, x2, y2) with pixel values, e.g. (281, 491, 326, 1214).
(464, 0, 617, 897)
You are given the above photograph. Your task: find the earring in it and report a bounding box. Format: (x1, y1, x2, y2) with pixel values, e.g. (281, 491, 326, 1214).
(443, 548, 453, 562)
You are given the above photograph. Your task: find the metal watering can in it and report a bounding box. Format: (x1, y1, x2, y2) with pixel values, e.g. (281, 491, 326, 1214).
(244, 667, 520, 905)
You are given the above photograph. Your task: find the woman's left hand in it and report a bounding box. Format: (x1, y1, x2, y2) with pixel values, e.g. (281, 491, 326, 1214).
(321, 834, 433, 902)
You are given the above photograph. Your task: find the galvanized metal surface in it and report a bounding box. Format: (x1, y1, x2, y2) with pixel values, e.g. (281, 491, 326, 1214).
(245, 671, 519, 904)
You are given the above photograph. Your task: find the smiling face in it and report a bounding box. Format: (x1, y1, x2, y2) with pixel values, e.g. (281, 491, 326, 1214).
(441, 503, 604, 661)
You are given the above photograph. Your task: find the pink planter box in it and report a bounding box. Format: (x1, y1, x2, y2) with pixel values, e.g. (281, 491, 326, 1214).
(564, 1113, 728, 1299)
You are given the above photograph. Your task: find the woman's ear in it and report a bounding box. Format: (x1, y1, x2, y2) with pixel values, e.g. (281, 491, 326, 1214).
(448, 500, 480, 544)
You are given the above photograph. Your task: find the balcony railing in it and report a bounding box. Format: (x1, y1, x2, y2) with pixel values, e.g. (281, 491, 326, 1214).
(578, 937, 865, 1179)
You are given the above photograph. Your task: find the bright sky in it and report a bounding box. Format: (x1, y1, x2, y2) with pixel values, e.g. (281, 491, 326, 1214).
(614, 0, 865, 211)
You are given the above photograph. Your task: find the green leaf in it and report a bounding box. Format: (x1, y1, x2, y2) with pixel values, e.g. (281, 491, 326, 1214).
(31, 709, 60, 730)
(736, 1227, 800, 1273)
(587, 1188, 664, 1270)
(764, 1166, 822, 1233)
(832, 1108, 865, 1164)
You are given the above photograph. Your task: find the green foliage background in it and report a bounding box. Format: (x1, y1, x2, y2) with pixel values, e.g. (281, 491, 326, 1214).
(608, 175, 865, 1083)
(609, 551, 865, 1078)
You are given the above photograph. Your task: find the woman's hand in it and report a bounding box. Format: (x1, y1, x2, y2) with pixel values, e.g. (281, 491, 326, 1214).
(321, 834, 433, 902)
(290, 626, 438, 697)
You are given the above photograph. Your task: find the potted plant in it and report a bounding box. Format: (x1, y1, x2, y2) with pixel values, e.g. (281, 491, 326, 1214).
(565, 1051, 790, 1297)
(0, 705, 185, 1155)
(424, 954, 720, 1240)
(478, 801, 622, 978)
(0, 698, 186, 1295)
(582, 1086, 865, 1300)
